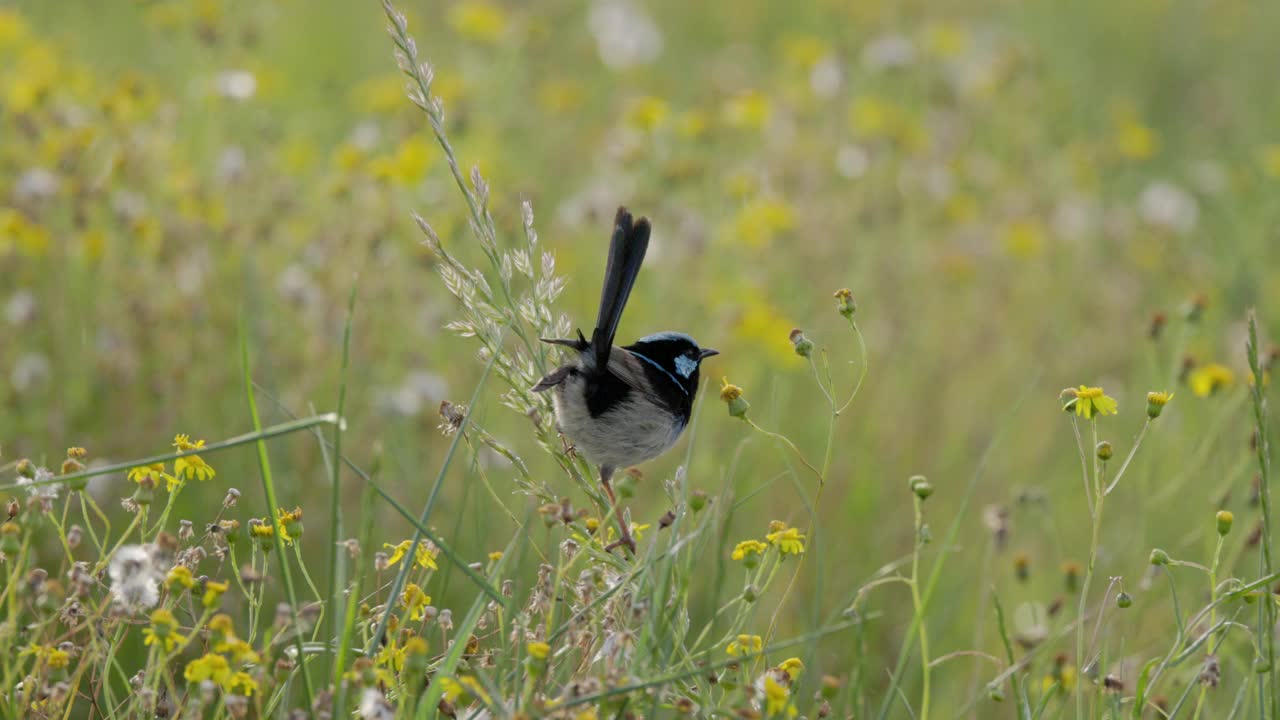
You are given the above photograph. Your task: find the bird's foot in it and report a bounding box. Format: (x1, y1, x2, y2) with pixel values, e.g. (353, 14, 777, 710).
(605, 533, 636, 555)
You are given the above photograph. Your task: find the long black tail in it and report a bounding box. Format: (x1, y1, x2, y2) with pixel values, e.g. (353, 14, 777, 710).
(590, 206, 650, 369)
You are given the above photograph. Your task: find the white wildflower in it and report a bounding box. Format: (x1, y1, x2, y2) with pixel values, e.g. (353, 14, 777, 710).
(6, 289, 36, 326)
(588, 0, 663, 70)
(835, 145, 870, 179)
(809, 55, 843, 97)
(14, 167, 59, 202)
(1138, 180, 1198, 235)
(215, 70, 257, 101)
(862, 33, 916, 70)
(10, 352, 49, 392)
(358, 688, 394, 720)
(108, 545, 163, 612)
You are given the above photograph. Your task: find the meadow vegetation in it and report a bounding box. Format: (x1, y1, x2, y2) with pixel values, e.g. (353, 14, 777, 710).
(1, 0, 1279, 717)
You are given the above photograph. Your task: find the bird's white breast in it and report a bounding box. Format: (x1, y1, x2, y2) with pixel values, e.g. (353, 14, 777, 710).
(551, 371, 685, 470)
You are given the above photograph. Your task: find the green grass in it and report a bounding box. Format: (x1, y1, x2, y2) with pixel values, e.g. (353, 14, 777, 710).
(1, 0, 1279, 717)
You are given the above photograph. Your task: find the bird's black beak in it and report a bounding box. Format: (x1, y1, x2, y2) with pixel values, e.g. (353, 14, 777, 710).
(698, 348, 720, 360)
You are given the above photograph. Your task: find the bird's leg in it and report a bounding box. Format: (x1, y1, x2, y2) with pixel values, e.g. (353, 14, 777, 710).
(599, 465, 635, 554)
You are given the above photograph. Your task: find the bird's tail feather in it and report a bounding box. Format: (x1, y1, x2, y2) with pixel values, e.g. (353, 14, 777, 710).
(591, 206, 650, 369)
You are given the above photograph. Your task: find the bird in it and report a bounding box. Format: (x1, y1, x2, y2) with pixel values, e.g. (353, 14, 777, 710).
(532, 206, 718, 553)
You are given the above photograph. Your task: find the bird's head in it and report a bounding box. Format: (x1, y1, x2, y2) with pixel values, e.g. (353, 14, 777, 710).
(625, 331, 719, 396)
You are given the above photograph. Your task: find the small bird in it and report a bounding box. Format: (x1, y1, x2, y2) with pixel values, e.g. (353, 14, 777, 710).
(533, 206, 718, 552)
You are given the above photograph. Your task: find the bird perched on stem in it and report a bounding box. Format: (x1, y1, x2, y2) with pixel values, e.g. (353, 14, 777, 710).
(533, 207, 718, 553)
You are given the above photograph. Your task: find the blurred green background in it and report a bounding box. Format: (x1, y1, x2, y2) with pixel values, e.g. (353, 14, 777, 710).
(4, 0, 1279, 710)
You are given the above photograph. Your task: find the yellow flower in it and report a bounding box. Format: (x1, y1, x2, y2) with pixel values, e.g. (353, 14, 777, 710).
(400, 583, 431, 622)
(778, 34, 830, 69)
(275, 507, 303, 543)
(765, 526, 806, 555)
(626, 96, 669, 132)
(172, 434, 199, 451)
(0, 9, 31, 49)
(215, 638, 260, 665)
(1042, 666, 1077, 693)
(203, 580, 229, 608)
(736, 298, 802, 369)
(604, 522, 652, 545)
(731, 540, 768, 561)
(726, 634, 763, 657)
(720, 377, 750, 418)
(46, 648, 70, 670)
(129, 463, 179, 491)
(167, 565, 196, 590)
(764, 673, 795, 717)
(1062, 386, 1118, 420)
(536, 79, 584, 114)
(184, 652, 232, 687)
(923, 23, 969, 58)
(1002, 220, 1046, 260)
(723, 89, 772, 130)
(228, 671, 259, 696)
(438, 675, 490, 705)
(208, 613, 235, 637)
(447, 1, 506, 44)
(1188, 363, 1234, 398)
(487, 551, 504, 562)
(173, 435, 216, 482)
(526, 641, 550, 660)
(370, 137, 433, 186)
(384, 540, 439, 570)
(20, 643, 49, 659)
(730, 199, 796, 247)
(1258, 144, 1280, 179)
(848, 95, 893, 138)
(1146, 391, 1174, 419)
(676, 110, 710, 139)
(1115, 119, 1158, 160)
(351, 74, 409, 115)
(143, 608, 186, 652)
(777, 657, 804, 678)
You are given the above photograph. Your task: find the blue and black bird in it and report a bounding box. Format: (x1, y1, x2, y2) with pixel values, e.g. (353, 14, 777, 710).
(533, 207, 718, 552)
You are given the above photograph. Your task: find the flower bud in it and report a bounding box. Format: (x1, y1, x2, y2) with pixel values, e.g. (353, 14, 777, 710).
(132, 480, 155, 506)
(15, 459, 35, 479)
(1147, 391, 1173, 419)
(690, 490, 709, 513)
(1096, 441, 1113, 462)
(743, 585, 758, 603)
(912, 480, 934, 500)
(1, 522, 21, 556)
(1216, 510, 1233, 536)
(988, 683, 1005, 702)
(820, 675, 842, 699)
(1117, 592, 1133, 609)
(789, 329, 814, 358)
(1062, 562, 1081, 593)
(833, 288, 856, 318)
(720, 378, 749, 419)
(1014, 552, 1030, 582)
(1183, 293, 1207, 323)
(1149, 312, 1167, 341)
(1149, 548, 1170, 566)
